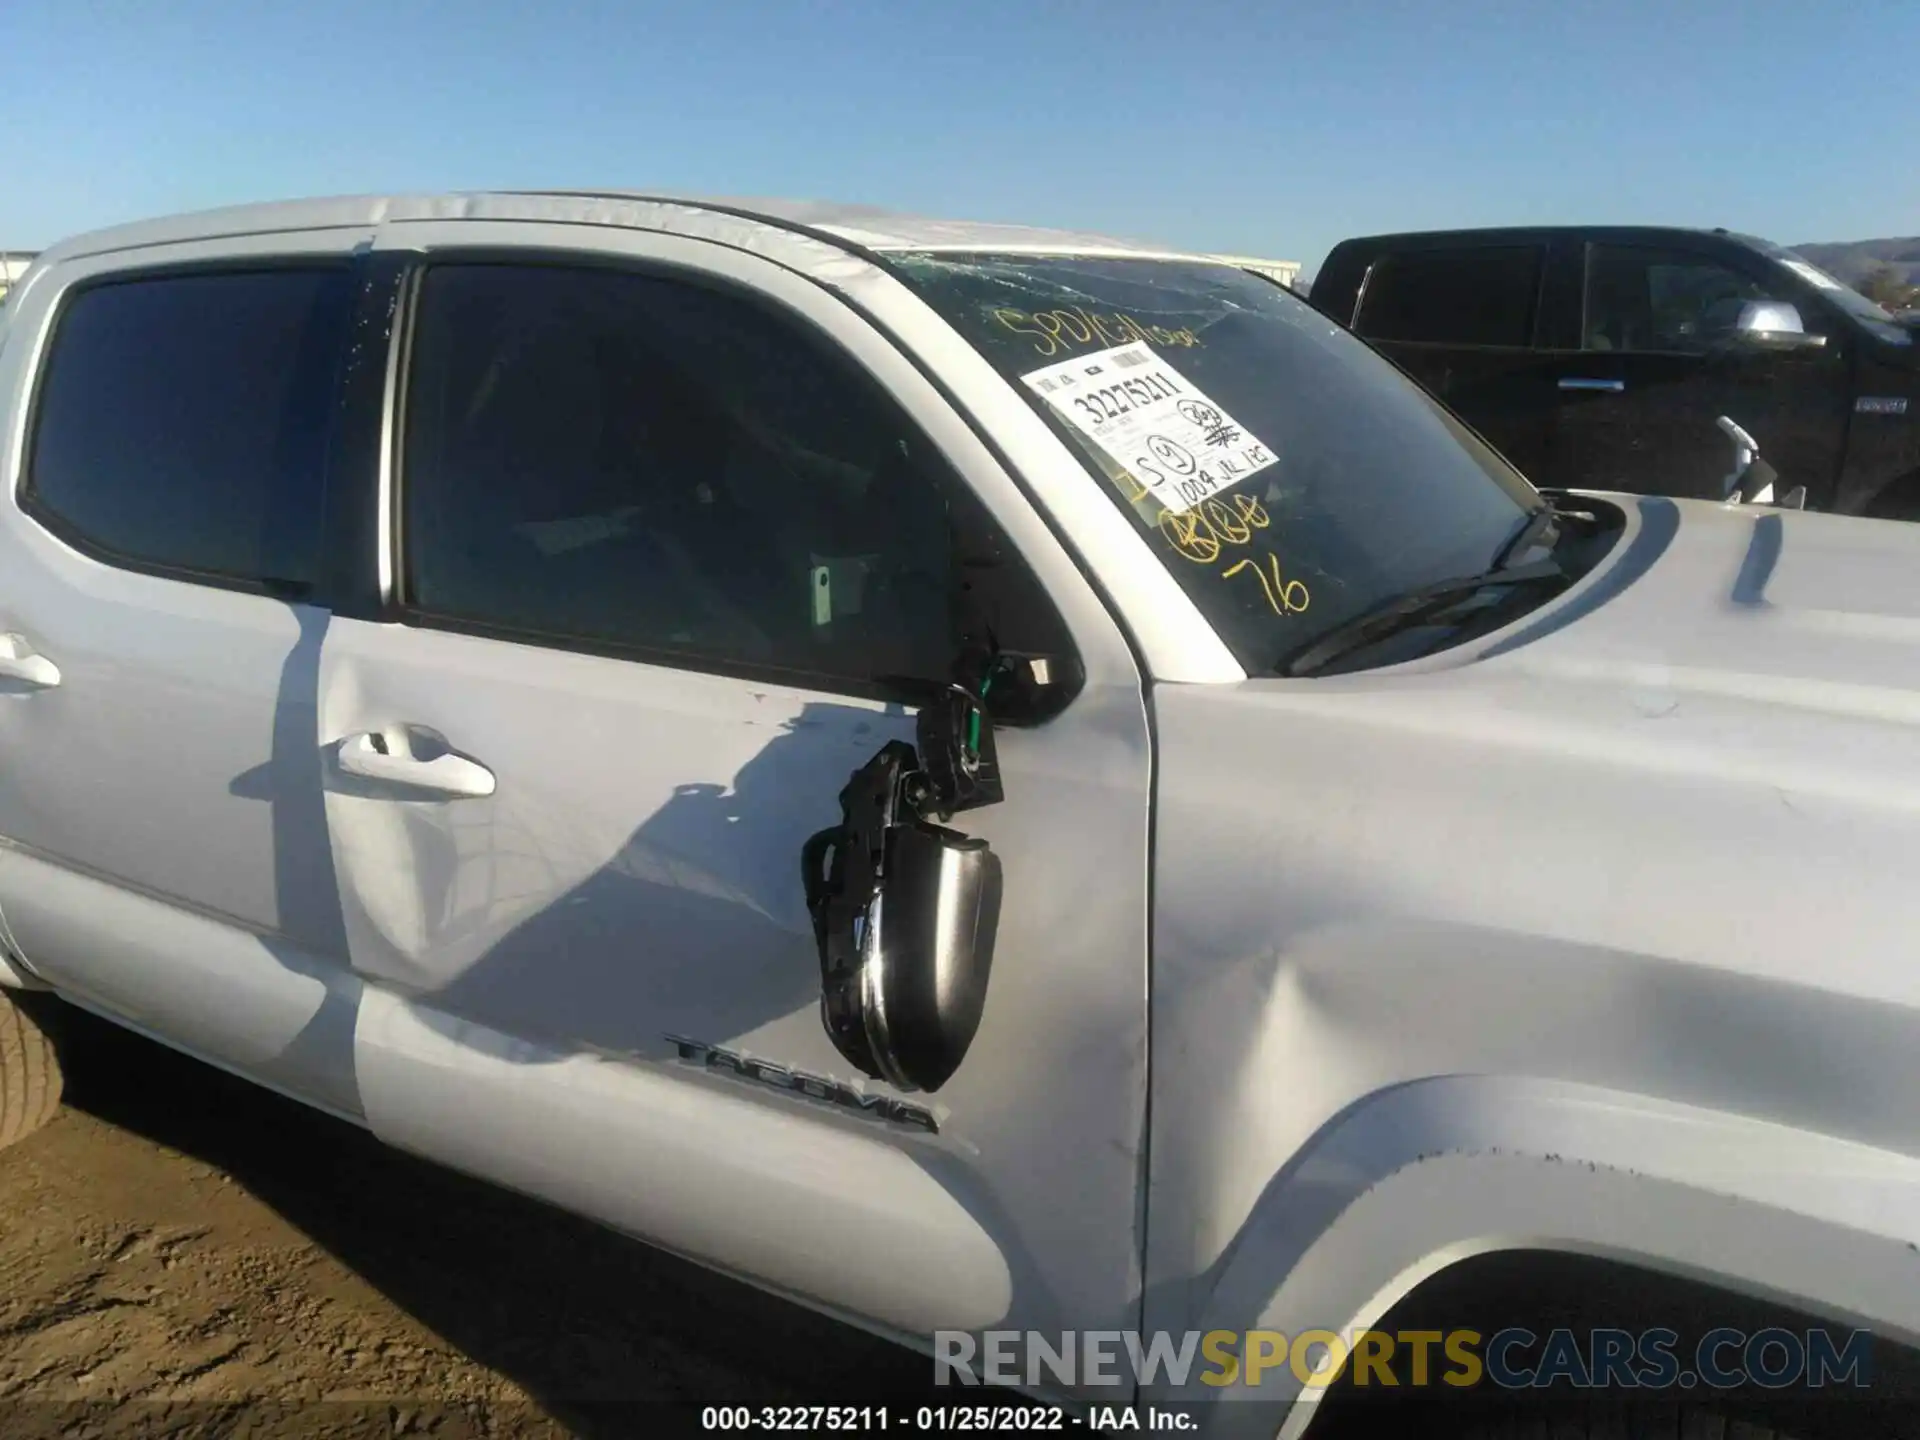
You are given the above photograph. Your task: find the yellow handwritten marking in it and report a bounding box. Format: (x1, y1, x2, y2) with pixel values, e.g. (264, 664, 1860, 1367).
(1153, 487, 1271, 565)
(1053, 307, 1093, 344)
(1160, 507, 1221, 565)
(992, 308, 1054, 355)
(1222, 553, 1311, 615)
(996, 307, 1201, 357)
(1069, 305, 1117, 346)
(1203, 496, 1250, 546)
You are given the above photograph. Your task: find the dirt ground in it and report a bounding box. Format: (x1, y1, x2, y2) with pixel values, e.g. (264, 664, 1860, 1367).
(0, 1002, 942, 1439)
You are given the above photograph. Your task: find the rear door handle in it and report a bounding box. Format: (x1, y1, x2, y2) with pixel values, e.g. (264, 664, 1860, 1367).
(1558, 377, 1626, 393)
(0, 634, 59, 688)
(337, 729, 496, 798)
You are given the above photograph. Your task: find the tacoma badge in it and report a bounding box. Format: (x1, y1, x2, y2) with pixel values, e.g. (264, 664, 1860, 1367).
(664, 1035, 940, 1134)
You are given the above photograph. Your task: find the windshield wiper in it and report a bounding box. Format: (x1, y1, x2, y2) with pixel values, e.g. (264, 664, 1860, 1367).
(1491, 501, 1561, 570)
(1279, 556, 1566, 678)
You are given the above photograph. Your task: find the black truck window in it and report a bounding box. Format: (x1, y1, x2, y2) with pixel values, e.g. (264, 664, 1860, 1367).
(1584, 245, 1784, 355)
(1355, 246, 1545, 348)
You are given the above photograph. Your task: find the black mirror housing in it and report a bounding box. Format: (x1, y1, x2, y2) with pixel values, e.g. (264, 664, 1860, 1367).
(801, 688, 1008, 1095)
(860, 820, 1001, 1092)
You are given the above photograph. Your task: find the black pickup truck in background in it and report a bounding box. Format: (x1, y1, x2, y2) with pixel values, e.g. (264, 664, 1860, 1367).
(1308, 226, 1920, 517)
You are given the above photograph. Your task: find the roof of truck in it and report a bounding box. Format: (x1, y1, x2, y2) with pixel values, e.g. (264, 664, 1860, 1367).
(36, 190, 1211, 266)
(1321, 224, 1779, 255)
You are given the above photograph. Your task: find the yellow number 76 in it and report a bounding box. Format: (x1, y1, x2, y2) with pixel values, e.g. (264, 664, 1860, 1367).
(1222, 553, 1311, 616)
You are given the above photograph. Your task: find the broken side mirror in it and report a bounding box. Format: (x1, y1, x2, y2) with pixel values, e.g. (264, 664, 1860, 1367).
(800, 688, 1005, 1094)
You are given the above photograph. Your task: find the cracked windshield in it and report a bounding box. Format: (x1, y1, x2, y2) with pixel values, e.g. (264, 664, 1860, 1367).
(894, 254, 1539, 673)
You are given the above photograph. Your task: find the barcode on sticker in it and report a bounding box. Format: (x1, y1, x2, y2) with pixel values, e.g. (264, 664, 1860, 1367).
(1113, 349, 1153, 369)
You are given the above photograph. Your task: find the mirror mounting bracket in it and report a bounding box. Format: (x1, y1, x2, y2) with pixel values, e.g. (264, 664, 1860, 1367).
(913, 680, 1004, 820)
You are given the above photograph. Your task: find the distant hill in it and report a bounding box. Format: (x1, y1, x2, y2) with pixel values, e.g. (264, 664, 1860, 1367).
(1791, 236, 1920, 291)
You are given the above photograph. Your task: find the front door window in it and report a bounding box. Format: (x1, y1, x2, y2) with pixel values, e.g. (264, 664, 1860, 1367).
(1584, 245, 1787, 355)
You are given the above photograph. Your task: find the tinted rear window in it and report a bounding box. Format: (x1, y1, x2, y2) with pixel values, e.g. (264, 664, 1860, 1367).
(1356, 245, 1545, 348)
(28, 267, 354, 589)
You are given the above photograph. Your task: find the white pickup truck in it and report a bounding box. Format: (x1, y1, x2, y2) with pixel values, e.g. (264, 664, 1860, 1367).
(1, 193, 1917, 1437)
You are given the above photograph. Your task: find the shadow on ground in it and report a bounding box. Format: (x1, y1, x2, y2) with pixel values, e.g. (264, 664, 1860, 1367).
(52, 1005, 949, 1434)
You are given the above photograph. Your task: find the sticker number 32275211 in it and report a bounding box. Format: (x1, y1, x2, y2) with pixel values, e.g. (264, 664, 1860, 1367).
(1020, 341, 1278, 515)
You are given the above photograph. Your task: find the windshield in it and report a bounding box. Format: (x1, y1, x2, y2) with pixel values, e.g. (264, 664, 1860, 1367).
(1761, 246, 1912, 345)
(890, 252, 1542, 675)
(1769, 249, 1892, 319)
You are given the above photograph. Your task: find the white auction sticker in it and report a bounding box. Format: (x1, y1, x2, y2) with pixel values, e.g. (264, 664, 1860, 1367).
(1020, 342, 1277, 515)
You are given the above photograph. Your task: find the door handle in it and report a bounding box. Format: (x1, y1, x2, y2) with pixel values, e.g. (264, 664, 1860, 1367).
(336, 730, 496, 798)
(1558, 377, 1626, 393)
(0, 634, 59, 688)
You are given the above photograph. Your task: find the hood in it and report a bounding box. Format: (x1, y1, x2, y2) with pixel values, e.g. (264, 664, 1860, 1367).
(1320, 494, 1920, 829)
(1487, 494, 1920, 729)
(1868, 310, 1920, 365)
(1164, 493, 1920, 1002)
(1256, 493, 1920, 784)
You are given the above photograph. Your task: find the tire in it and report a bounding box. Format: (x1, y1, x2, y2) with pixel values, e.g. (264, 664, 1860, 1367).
(0, 989, 63, 1151)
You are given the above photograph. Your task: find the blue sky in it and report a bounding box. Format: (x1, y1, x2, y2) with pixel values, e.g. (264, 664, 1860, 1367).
(5, 0, 1916, 275)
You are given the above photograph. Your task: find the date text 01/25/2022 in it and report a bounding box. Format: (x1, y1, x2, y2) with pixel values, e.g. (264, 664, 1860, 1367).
(1020, 341, 1278, 516)
(699, 1404, 1197, 1431)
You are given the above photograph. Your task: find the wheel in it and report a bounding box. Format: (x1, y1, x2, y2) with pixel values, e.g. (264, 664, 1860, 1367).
(0, 988, 63, 1151)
